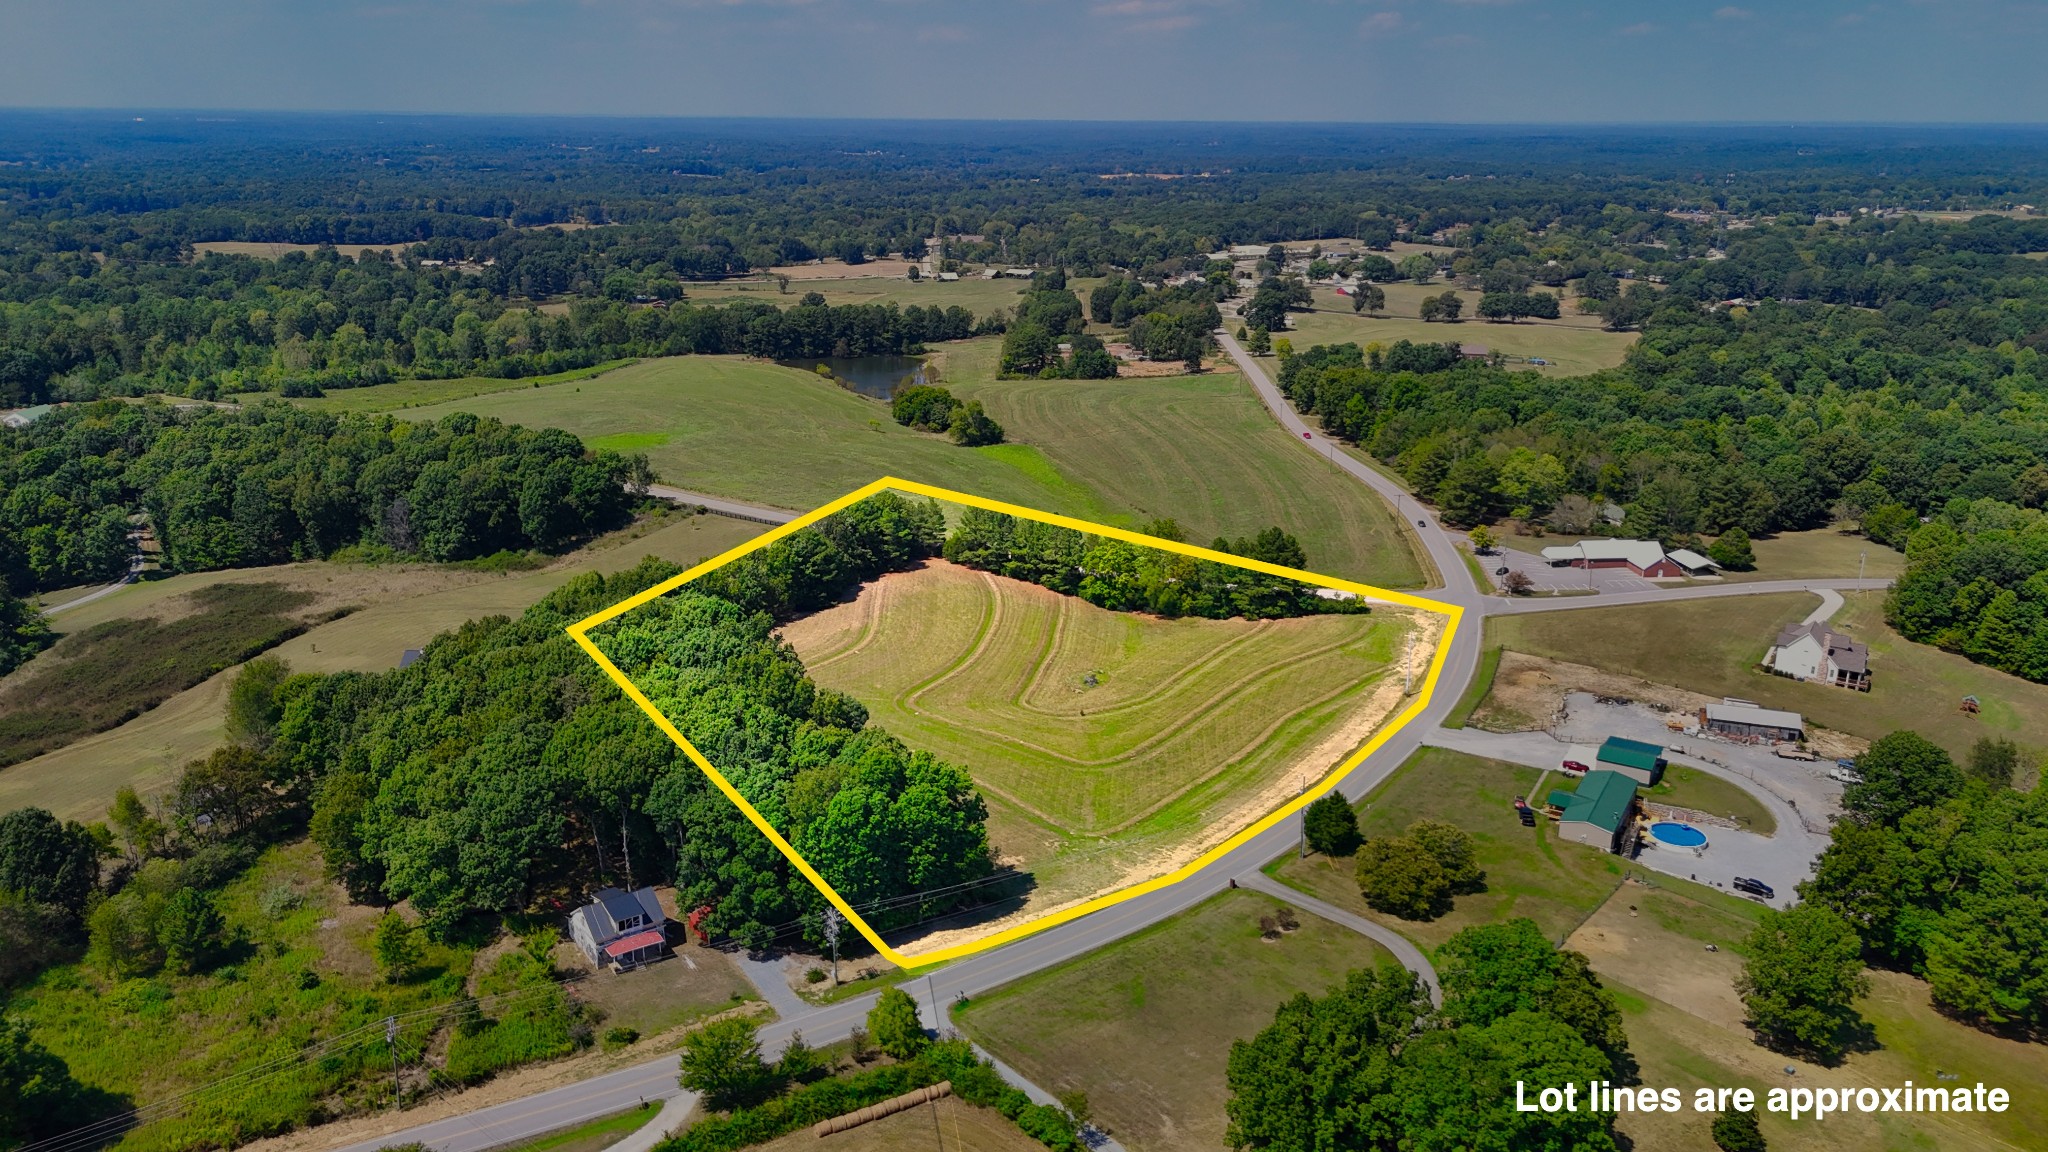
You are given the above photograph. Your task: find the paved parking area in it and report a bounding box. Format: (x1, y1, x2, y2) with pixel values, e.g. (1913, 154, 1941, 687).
(1479, 545, 1663, 595)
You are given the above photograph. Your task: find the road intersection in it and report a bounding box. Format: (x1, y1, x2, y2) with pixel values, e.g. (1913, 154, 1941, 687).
(317, 330, 1887, 1152)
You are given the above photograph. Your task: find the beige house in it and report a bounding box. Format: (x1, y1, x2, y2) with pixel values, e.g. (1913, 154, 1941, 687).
(1765, 622, 1871, 691)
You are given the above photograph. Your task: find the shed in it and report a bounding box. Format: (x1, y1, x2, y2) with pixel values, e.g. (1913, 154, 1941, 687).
(1596, 736, 1666, 786)
(1701, 702, 1805, 744)
(1553, 770, 1641, 854)
(1666, 548, 1720, 576)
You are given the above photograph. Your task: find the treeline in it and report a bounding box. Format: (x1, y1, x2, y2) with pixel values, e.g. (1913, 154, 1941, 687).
(1, 401, 641, 594)
(1226, 918, 1634, 1151)
(1798, 731, 2046, 1040)
(0, 246, 991, 405)
(1886, 500, 2048, 682)
(1276, 295, 2048, 541)
(942, 508, 1357, 620)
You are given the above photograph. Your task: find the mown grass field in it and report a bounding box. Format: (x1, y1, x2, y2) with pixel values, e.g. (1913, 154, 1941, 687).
(936, 338, 1427, 588)
(780, 561, 1415, 913)
(1273, 283, 1638, 375)
(681, 273, 1050, 317)
(954, 888, 1391, 1152)
(0, 510, 767, 822)
(749, 1096, 1043, 1152)
(1646, 763, 1776, 835)
(1486, 591, 2048, 761)
(1269, 747, 1628, 953)
(340, 342, 1423, 587)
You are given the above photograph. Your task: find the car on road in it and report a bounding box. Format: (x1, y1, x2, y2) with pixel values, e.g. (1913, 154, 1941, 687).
(1561, 760, 1589, 774)
(1732, 876, 1775, 899)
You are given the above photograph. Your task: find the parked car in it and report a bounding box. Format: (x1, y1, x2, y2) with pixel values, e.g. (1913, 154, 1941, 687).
(1561, 760, 1590, 774)
(1827, 767, 1862, 784)
(1835, 758, 1857, 771)
(1732, 876, 1775, 899)
(1495, 566, 1510, 576)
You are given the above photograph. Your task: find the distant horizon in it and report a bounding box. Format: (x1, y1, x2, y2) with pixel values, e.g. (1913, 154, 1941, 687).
(4, 1, 2042, 124)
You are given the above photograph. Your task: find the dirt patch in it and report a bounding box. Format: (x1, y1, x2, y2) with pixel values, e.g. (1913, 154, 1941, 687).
(1567, 881, 1750, 1032)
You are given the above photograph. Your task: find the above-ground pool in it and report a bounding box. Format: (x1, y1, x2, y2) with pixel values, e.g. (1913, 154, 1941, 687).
(1650, 821, 1708, 848)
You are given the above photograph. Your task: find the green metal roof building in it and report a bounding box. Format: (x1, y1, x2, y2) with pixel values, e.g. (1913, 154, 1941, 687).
(1552, 769, 1641, 853)
(1596, 735, 1665, 786)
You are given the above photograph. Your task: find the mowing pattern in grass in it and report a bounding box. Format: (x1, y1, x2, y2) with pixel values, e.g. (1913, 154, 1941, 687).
(1487, 591, 2048, 760)
(941, 337, 1427, 587)
(779, 561, 1410, 916)
(1270, 746, 1627, 954)
(955, 889, 1390, 1152)
(0, 583, 318, 767)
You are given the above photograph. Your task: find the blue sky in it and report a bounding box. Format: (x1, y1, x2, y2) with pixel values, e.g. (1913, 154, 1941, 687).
(1, 0, 2042, 122)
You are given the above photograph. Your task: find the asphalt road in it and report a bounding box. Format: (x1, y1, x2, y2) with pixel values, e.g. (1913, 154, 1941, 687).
(307, 325, 1887, 1152)
(643, 484, 796, 525)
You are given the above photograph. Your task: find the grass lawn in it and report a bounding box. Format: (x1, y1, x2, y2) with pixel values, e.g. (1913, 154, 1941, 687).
(1645, 763, 1776, 836)
(778, 560, 1416, 917)
(939, 337, 1426, 587)
(1268, 747, 1628, 954)
(555, 940, 753, 1041)
(1569, 878, 2048, 1152)
(747, 1095, 1044, 1152)
(1485, 591, 2048, 761)
(954, 888, 1392, 1152)
(0, 510, 767, 823)
(1443, 646, 1503, 729)
(1275, 284, 1637, 376)
(510, 1103, 666, 1152)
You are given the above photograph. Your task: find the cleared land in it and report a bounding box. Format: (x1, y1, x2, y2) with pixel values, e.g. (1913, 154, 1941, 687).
(955, 888, 1391, 1152)
(1485, 591, 2048, 761)
(327, 344, 1427, 587)
(681, 274, 1048, 317)
(1646, 763, 1776, 836)
(0, 510, 766, 822)
(1272, 283, 1637, 375)
(1270, 747, 1628, 953)
(192, 240, 420, 260)
(246, 360, 634, 412)
(938, 338, 1428, 588)
(779, 560, 1427, 935)
(1571, 880, 2047, 1152)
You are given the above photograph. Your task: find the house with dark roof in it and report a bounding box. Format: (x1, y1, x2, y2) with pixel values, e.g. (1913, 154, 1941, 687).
(1595, 736, 1665, 786)
(568, 887, 668, 971)
(1764, 622, 1871, 690)
(1547, 770, 1641, 854)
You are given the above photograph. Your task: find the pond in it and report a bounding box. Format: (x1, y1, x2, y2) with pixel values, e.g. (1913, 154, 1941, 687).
(780, 355, 930, 401)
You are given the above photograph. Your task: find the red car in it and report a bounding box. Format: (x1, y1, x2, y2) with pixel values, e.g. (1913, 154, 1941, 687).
(1561, 760, 1590, 774)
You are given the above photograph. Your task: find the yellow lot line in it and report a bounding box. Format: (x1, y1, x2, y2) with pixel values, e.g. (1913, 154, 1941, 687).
(567, 477, 1461, 970)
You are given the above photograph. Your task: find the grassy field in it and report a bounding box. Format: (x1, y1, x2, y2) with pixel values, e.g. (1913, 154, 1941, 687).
(937, 338, 1427, 588)
(780, 560, 1418, 916)
(1570, 878, 2048, 1152)
(1645, 763, 1776, 835)
(1268, 747, 1628, 953)
(0, 583, 321, 767)
(681, 274, 1046, 317)
(1273, 284, 1637, 375)
(954, 888, 1391, 1152)
(244, 360, 636, 413)
(1485, 591, 2048, 760)
(1443, 646, 1503, 729)
(326, 343, 1425, 588)
(512, 1104, 667, 1152)
(0, 510, 767, 822)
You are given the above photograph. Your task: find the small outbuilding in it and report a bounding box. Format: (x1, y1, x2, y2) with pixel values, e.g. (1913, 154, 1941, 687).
(1700, 701, 1806, 744)
(569, 887, 669, 971)
(1666, 548, 1720, 577)
(1595, 736, 1666, 786)
(1548, 770, 1642, 854)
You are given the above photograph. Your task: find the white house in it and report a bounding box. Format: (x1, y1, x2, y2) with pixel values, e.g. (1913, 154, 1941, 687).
(1764, 622, 1871, 691)
(569, 887, 668, 970)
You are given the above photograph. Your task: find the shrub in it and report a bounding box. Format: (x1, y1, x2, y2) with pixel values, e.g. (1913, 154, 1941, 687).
(867, 987, 927, 1059)
(602, 1026, 640, 1050)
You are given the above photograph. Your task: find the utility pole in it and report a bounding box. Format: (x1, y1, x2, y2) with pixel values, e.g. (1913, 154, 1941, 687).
(823, 907, 842, 987)
(385, 1015, 400, 1105)
(1858, 549, 1866, 585)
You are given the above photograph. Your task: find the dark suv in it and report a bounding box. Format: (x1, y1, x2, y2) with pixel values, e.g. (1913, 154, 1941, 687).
(1732, 876, 1775, 899)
